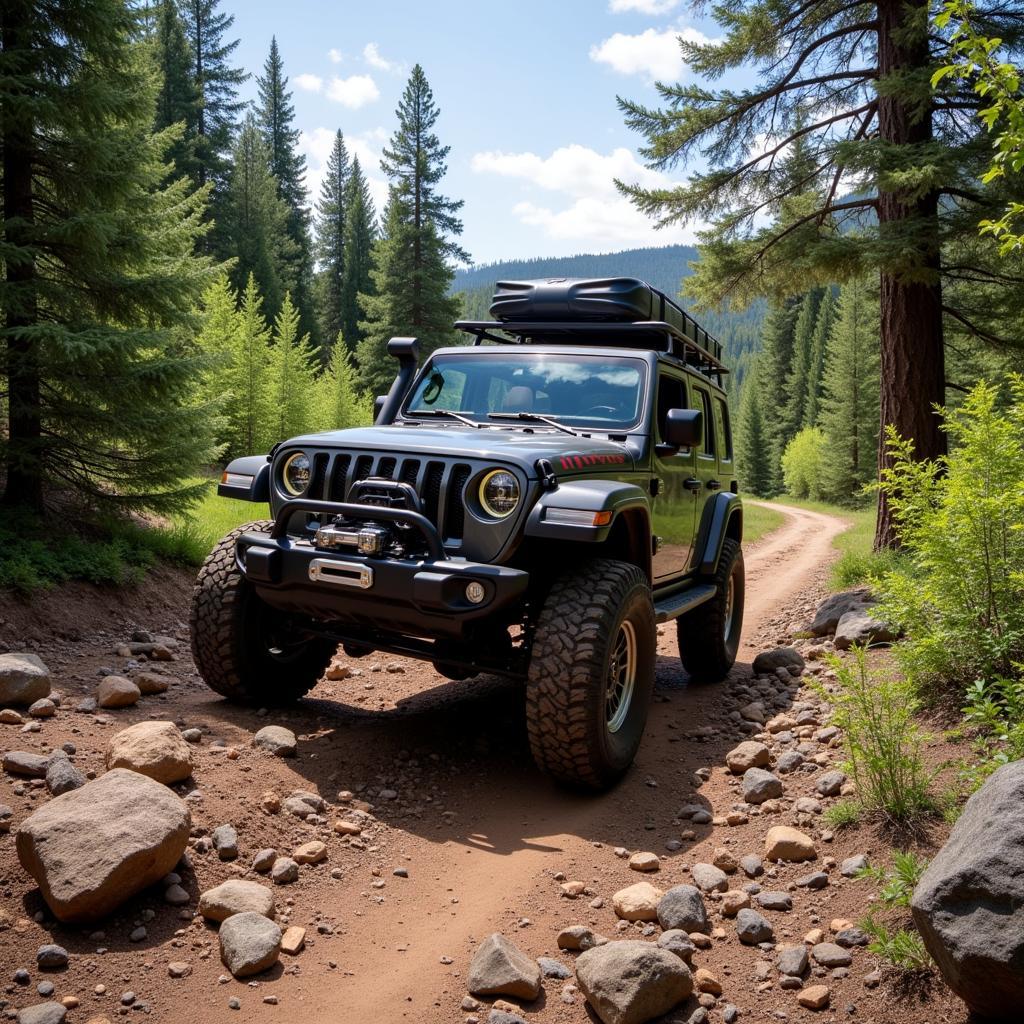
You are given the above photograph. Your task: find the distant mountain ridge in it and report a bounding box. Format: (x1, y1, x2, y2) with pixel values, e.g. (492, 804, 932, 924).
(452, 244, 764, 392)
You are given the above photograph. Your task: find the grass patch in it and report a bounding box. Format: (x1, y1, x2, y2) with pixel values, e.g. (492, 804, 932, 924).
(160, 481, 260, 565)
(823, 799, 861, 830)
(743, 502, 786, 544)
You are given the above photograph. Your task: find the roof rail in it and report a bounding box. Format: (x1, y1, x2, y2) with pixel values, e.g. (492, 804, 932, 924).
(453, 319, 729, 386)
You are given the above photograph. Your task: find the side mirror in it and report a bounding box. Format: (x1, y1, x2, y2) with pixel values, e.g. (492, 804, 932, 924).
(664, 408, 702, 449)
(373, 395, 386, 421)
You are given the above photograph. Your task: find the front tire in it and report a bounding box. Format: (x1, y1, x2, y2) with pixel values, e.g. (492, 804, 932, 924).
(525, 559, 656, 790)
(677, 537, 745, 682)
(190, 521, 336, 704)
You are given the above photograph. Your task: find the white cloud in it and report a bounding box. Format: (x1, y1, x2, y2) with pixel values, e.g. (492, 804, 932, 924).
(325, 74, 380, 109)
(589, 25, 712, 83)
(609, 0, 679, 13)
(363, 42, 401, 73)
(294, 73, 323, 93)
(328, 48, 342, 64)
(471, 144, 700, 249)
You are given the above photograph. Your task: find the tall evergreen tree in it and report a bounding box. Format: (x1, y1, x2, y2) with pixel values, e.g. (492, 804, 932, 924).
(177, 0, 247, 190)
(358, 66, 465, 394)
(0, 0, 218, 514)
(819, 278, 881, 505)
(781, 289, 824, 440)
(753, 298, 800, 492)
(736, 363, 772, 497)
(340, 156, 377, 353)
(222, 114, 296, 323)
(804, 289, 837, 427)
(223, 275, 273, 458)
(314, 131, 351, 351)
(268, 293, 318, 443)
(618, 1, 1024, 546)
(256, 37, 315, 346)
(149, 0, 200, 184)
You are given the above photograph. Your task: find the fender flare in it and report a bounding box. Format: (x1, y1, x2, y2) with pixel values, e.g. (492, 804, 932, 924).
(694, 491, 743, 576)
(217, 454, 271, 502)
(525, 479, 651, 544)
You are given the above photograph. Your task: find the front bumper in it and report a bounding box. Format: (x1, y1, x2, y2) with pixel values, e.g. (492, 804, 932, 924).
(236, 499, 529, 640)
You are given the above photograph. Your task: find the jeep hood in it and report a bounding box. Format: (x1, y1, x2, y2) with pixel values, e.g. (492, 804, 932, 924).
(286, 424, 635, 477)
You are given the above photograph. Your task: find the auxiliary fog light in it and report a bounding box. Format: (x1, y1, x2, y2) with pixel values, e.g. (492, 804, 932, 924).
(465, 581, 486, 605)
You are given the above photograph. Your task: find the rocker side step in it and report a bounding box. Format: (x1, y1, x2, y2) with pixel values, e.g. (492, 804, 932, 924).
(653, 583, 717, 624)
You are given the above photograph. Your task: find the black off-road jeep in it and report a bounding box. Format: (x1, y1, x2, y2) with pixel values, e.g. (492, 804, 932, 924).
(191, 277, 744, 789)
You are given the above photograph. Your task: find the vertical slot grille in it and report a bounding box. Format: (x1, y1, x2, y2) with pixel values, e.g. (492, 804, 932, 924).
(311, 452, 329, 499)
(400, 458, 420, 485)
(377, 456, 396, 479)
(444, 464, 471, 540)
(352, 455, 373, 488)
(422, 461, 444, 525)
(328, 454, 351, 501)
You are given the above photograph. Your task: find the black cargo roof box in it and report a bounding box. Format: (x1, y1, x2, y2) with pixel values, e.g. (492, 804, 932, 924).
(454, 276, 726, 384)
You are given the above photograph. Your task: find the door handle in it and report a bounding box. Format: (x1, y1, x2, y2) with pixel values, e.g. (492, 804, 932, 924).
(707, 480, 721, 491)
(683, 478, 702, 492)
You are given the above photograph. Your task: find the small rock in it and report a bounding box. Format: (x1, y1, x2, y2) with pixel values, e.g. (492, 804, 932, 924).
(212, 823, 239, 860)
(271, 857, 299, 885)
(134, 672, 171, 695)
(36, 945, 68, 970)
(252, 726, 297, 757)
(538, 956, 571, 979)
(168, 961, 191, 978)
(756, 890, 793, 911)
(467, 934, 542, 1000)
(628, 851, 660, 872)
(657, 930, 696, 963)
(28, 699, 56, 719)
(95, 676, 140, 709)
(252, 848, 276, 873)
(557, 925, 603, 951)
(0, 653, 52, 706)
(815, 771, 846, 797)
(45, 755, 85, 797)
(742, 767, 783, 805)
(694, 967, 722, 995)
(725, 741, 771, 774)
(740, 854, 764, 878)
(657, 885, 710, 933)
(690, 863, 728, 893)
(840, 854, 868, 877)
(811, 942, 852, 968)
(612, 881, 663, 922)
(776, 751, 805, 773)
(752, 647, 805, 674)
(3, 750, 50, 777)
(15, 1004, 67, 1024)
(764, 826, 816, 862)
(777, 945, 809, 976)
(105, 721, 192, 784)
(280, 926, 306, 955)
(293, 840, 327, 865)
(164, 883, 189, 906)
(735, 909, 774, 945)
(218, 912, 282, 978)
(199, 880, 275, 922)
(798, 985, 831, 1010)
(712, 847, 738, 873)
(721, 890, 751, 917)
(796, 872, 829, 890)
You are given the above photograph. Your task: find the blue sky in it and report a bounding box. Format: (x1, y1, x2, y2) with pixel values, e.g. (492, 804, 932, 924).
(226, 0, 725, 264)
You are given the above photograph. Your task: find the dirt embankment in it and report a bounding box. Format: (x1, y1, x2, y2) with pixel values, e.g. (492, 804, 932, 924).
(0, 506, 965, 1024)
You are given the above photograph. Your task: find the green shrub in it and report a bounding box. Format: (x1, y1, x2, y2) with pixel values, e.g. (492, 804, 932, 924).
(960, 674, 1024, 785)
(781, 426, 826, 500)
(877, 376, 1024, 691)
(823, 799, 861, 829)
(857, 850, 929, 907)
(820, 648, 932, 822)
(857, 853, 933, 971)
(860, 911, 932, 970)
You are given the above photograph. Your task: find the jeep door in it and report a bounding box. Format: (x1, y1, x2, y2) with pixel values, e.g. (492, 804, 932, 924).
(651, 369, 699, 581)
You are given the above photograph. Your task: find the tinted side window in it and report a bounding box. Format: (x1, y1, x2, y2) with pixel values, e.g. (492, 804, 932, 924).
(715, 397, 733, 462)
(695, 388, 715, 457)
(656, 373, 687, 443)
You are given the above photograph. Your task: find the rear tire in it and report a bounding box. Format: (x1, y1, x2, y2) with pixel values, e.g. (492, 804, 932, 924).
(190, 521, 336, 705)
(525, 559, 655, 790)
(677, 537, 745, 682)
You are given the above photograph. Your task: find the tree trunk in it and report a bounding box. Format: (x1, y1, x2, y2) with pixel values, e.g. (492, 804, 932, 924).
(873, 0, 946, 549)
(1, 2, 44, 512)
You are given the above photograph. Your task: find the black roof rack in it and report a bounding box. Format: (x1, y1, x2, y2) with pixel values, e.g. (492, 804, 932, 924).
(453, 319, 729, 387)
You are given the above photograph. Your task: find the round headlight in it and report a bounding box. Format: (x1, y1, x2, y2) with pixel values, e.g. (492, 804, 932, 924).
(479, 469, 520, 518)
(281, 452, 311, 496)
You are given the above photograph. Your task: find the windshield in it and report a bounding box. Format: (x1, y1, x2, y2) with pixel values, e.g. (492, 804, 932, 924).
(403, 352, 647, 430)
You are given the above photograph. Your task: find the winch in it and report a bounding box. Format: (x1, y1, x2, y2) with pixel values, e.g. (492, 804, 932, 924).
(314, 520, 390, 556)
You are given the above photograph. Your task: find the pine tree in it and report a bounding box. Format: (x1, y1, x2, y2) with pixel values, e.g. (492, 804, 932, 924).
(177, 0, 247, 191)
(314, 131, 351, 351)
(804, 289, 836, 427)
(753, 298, 800, 492)
(781, 290, 823, 438)
(819, 278, 881, 505)
(223, 114, 296, 323)
(359, 66, 465, 394)
(223, 275, 273, 457)
(256, 37, 315, 346)
(1, 0, 218, 514)
(195, 274, 239, 441)
(340, 156, 377, 353)
(618, 1, 1024, 546)
(313, 339, 373, 431)
(736, 363, 772, 497)
(268, 293, 318, 443)
(149, 0, 201, 184)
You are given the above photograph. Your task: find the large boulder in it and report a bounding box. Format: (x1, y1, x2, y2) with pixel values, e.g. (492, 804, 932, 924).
(0, 654, 51, 706)
(911, 760, 1024, 1018)
(16, 768, 190, 922)
(575, 940, 693, 1024)
(467, 933, 542, 1000)
(807, 589, 874, 637)
(105, 721, 193, 784)
(752, 647, 805, 675)
(833, 609, 897, 650)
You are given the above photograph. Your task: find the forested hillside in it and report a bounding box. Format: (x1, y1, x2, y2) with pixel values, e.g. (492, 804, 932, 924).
(453, 245, 765, 394)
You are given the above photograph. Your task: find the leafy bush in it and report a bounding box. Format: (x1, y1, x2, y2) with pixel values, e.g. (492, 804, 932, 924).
(781, 426, 826, 500)
(961, 674, 1024, 783)
(877, 376, 1024, 691)
(820, 648, 932, 821)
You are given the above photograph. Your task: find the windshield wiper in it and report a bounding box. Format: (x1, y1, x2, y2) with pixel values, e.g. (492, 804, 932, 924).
(406, 408, 482, 429)
(488, 411, 580, 437)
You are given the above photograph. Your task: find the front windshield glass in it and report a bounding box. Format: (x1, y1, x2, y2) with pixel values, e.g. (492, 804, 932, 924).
(404, 352, 647, 430)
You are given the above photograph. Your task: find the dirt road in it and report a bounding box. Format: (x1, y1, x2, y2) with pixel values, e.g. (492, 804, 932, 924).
(7, 501, 932, 1024)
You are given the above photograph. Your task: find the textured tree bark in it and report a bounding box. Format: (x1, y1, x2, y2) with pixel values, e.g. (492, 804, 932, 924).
(1, 2, 44, 512)
(873, 0, 947, 549)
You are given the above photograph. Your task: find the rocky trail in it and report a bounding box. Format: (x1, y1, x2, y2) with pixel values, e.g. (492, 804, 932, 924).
(0, 505, 966, 1024)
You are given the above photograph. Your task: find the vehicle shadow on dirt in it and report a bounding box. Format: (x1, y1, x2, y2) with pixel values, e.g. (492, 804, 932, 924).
(197, 648, 800, 863)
